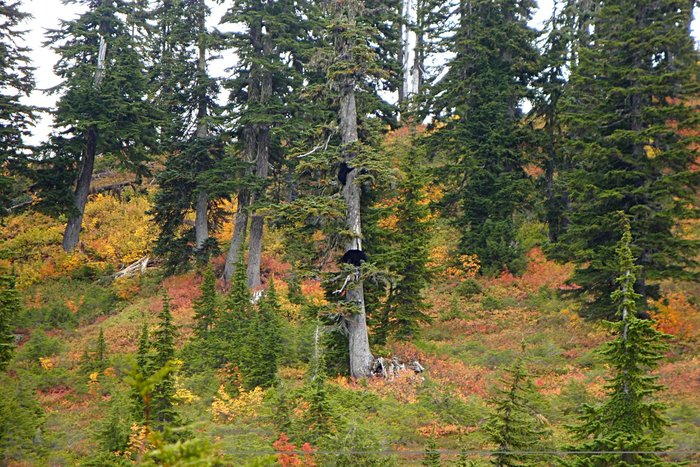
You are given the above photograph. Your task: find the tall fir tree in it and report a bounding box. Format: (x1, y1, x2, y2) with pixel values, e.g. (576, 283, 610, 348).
(39, 0, 158, 252)
(151, 293, 179, 428)
(373, 136, 433, 343)
(423, 0, 540, 275)
(148, 0, 232, 270)
(564, 218, 674, 467)
(484, 347, 545, 467)
(421, 435, 442, 467)
(95, 326, 107, 369)
(0, 0, 36, 214)
(553, 0, 700, 319)
(0, 275, 20, 371)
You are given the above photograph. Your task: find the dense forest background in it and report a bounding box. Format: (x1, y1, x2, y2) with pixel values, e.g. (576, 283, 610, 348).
(2, 0, 700, 465)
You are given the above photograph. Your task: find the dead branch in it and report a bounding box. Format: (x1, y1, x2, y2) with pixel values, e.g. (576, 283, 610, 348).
(114, 256, 151, 279)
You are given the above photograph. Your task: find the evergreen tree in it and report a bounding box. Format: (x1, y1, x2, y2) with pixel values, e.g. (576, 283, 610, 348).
(422, 435, 442, 467)
(423, 0, 540, 275)
(148, 0, 231, 270)
(0, 0, 36, 214)
(0, 275, 20, 371)
(563, 218, 674, 467)
(373, 137, 433, 343)
(192, 265, 218, 342)
(151, 293, 179, 428)
(302, 325, 336, 444)
(244, 276, 283, 389)
(38, 0, 157, 252)
(136, 321, 152, 375)
(214, 258, 250, 368)
(484, 348, 544, 467)
(95, 327, 107, 368)
(553, 0, 700, 319)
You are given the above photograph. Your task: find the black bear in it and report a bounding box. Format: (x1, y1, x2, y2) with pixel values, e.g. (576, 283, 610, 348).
(338, 162, 355, 186)
(634, 311, 651, 320)
(341, 249, 367, 267)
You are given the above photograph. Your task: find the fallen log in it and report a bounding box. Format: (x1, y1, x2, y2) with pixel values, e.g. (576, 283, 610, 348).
(90, 181, 137, 201)
(114, 256, 151, 278)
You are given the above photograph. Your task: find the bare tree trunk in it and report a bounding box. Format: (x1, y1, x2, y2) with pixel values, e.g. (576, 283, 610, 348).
(193, 17, 209, 251)
(194, 190, 208, 249)
(336, 2, 374, 378)
(247, 125, 270, 290)
(62, 128, 97, 252)
(223, 189, 250, 280)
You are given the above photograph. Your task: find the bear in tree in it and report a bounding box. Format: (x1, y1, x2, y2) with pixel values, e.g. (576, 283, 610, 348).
(341, 249, 367, 267)
(338, 162, 355, 186)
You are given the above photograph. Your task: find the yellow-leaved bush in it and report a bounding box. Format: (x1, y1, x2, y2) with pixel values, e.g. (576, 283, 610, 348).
(1, 192, 157, 288)
(210, 385, 264, 423)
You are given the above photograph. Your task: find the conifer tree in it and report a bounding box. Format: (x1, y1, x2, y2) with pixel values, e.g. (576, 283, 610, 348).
(136, 321, 152, 375)
(0, 275, 20, 371)
(192, 266, 218, 342)
(0, 0, 36, 214)
(39, 0, 157, 252)
(244, 276, 283, 389)
(214, 258, 250, 367)
(554, 0, 700, 319)
(484, 348, 544, 467)
(564, 218, 674, 467)
(303, 326, 336, 444)
(423, 0, 540, 275)
(421, 435, 442, 467)
(151, 293, 179, 428)
(95, 327, 107, 369)
(148, 0, 231, 270)
(374, 141, 433, 343)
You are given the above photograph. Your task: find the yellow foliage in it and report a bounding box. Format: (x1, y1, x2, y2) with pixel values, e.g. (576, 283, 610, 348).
(210, 385, 264, 423)
(39, 357, 54, 371)
(173, 375, 200, 405)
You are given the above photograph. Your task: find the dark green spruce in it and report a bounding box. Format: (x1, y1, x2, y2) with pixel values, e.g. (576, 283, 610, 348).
(553, 0, 700, 319)
(423, 0, 540, 275)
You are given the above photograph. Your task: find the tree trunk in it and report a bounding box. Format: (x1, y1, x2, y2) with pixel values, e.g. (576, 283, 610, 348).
(193, 18, 209, 251)
(223, 189, 249, 281)
(194, 190, 208, 250)
(247, 125, 270, 290)
(336, 3, 374, 377)
(62, 128, 97, 252)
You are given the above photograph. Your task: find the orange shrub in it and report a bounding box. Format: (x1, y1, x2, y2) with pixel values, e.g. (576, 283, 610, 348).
(650, 293, 700, 340)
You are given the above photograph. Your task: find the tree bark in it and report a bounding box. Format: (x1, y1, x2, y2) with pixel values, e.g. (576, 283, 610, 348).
(193, 13, 209, 251)
(194, 190, 208, 250)
(247, 124, 270, 290)
(336, 2, 374, 378)
(62, 128, 97, 252)
(224, 188, 250, 281)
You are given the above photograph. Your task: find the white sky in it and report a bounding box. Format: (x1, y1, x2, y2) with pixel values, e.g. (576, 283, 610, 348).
(14, 0, 700, 145)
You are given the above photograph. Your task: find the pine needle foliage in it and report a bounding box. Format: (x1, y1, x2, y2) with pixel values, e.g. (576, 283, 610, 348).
(192, 265, 218, 342)
(151, 293, 180, 429)
(0, 0, 36, 214)
(422, 435, 442, 467)
(563, 217, 675, 467)
(244, 276, 283, 390)
(214, 258, 250, 368)
(423, 0, 540, 275)
(484, 347, 544, 467)
(0, 275, 20, 371)
(553, 0, 700, 319)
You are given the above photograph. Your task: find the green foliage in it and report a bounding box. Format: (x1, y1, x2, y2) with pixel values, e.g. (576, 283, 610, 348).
(0, 0, 36, 214)
(243, 276, 283, 390)
(192, 266, 218, 342)
(96, 390, 133, 454)
(423, 0, 540, 275)
(563, 220, 675, 466)
(213, 258, 249, 368)
(18, 329, 65, 363)
(0, 372, 44, 462)
(484, 348, 547, 467)
(151, 293, 180, 428)
(33, 0, 157, 219)
(552, 0, 700, 319)
(422, 436, 442, 467)
(0, 275, 20, 370)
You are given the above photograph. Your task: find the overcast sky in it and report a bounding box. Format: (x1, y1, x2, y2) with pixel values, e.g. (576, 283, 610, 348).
(15, 0, 699, 145)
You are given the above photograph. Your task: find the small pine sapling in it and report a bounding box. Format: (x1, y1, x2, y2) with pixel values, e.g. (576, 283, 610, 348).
(0, 275, 20, 371)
